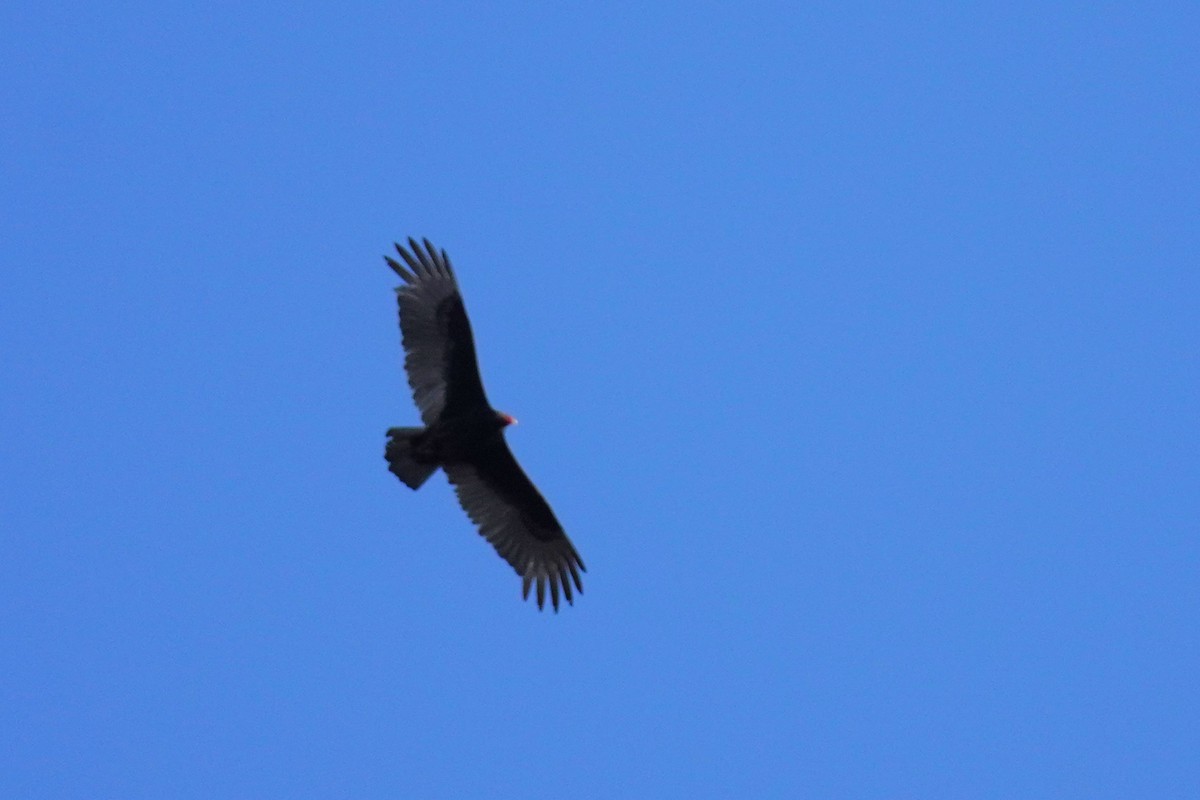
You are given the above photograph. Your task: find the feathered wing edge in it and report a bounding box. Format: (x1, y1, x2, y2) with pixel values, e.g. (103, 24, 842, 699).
(382, 238, 462, 425)
(384, 237, 454, 284)
(444, 461, 586, 612)
(519, 538, 586, 613)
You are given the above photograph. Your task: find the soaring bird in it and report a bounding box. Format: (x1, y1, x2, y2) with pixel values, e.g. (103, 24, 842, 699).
(383, 238, 585, 611)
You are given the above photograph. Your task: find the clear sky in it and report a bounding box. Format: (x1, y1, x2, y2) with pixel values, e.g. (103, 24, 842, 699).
(3, 3, 1197, 797)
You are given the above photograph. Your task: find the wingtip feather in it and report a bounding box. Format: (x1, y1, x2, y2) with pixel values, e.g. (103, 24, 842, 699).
(384, 253, 415, 282)
(393, 241, 424, 276)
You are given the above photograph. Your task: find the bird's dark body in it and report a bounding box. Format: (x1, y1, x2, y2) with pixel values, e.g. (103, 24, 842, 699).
(413, 409, 506, 463)
(384, 412, 506, 492)
(382, 238, 585, 610)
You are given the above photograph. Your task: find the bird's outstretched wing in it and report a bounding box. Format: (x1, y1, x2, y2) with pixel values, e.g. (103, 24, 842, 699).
(384, 238, 488, 425)
(442, 434, 586, 611)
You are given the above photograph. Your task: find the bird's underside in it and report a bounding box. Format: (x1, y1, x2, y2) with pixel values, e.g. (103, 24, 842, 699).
(383, 238, 585, 611)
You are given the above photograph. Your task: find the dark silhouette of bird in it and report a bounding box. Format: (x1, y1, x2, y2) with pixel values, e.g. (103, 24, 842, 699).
(383, 238, 585, 611)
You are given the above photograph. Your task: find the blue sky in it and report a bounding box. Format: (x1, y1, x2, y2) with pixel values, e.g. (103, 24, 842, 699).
(3, 3, 1197, 797)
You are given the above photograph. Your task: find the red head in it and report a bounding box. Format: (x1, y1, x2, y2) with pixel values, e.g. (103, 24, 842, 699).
(497, 412, 518, 427)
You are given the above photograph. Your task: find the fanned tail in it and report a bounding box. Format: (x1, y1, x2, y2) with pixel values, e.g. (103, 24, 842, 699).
(385, 427, 439, 489)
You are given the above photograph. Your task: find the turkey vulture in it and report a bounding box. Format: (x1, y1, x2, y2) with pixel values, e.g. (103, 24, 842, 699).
(382, 238, 585, 611)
